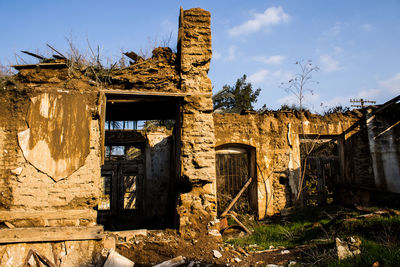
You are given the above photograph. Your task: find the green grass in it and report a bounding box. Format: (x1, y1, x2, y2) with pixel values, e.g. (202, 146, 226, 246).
(326, 240, 400, 267)
(225, 206, 400, 266)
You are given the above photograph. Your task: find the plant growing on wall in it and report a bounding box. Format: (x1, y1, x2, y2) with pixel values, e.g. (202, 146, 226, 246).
(280, 60, 319, 205)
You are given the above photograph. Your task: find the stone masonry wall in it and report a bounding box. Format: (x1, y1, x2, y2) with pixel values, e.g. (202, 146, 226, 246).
(214, 111, 361, 219)
(177, 8, 218, 238)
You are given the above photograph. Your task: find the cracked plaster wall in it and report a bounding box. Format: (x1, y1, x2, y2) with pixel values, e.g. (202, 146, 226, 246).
(0, 89, 101, 219)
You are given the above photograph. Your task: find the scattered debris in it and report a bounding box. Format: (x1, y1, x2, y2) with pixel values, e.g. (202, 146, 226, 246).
(335, 236, 361, 260)
(233, 257, 242, 263)
(103, 249, 135, 267)
(213, 250, 222, 259)
(153, 256, 185, 267)
(280, 250, 290, 255)
(23, 248, 56, 267)
(4, 222, 15, 229)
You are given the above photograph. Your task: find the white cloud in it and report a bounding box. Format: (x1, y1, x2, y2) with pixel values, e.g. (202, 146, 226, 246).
(380, 73, 400, 94)
(319, 54, 342, 72)
(333, 46, 343, 55)
(226, 46, 237, 61)
(327, 22, 342, 36)
(253, 55, 286, 64)
(248, 69, 290, 84)
(278, 91, 321, 109)
(229, 6, 290, 36)
(361, 24, 373, 32)
(249, 69, 270, 83)
(213, 51, 222, 61)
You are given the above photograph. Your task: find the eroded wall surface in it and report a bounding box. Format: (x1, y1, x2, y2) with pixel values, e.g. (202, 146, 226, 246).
(0, 88, 101, 218)
(214, 111, 360, 218)
(177, 8, 218, 238)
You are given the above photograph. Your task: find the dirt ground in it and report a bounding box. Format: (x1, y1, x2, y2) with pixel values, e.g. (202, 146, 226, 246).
(112, 229, 301, 266)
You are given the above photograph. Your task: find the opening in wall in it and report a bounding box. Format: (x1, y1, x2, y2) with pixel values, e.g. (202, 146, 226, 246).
(300, 135, 343, 207)
(215, 144, 257, 216)
(98, 93, 182, 230)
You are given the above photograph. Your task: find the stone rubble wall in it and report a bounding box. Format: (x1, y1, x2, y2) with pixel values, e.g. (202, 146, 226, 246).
(177, 8, 218, 238)
(0, 7, 218, 242)
(214, 111, 361, 218)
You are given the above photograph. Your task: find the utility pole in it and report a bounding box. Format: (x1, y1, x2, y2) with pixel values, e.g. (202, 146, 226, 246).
(350, 98, 376, 108)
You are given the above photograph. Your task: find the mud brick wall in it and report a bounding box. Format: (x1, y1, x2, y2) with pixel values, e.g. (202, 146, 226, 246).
(0, 87, 102, 226)
(177, 8, 218, 238)
(108, 47, 180, 92)
(214, 111, 360, 219)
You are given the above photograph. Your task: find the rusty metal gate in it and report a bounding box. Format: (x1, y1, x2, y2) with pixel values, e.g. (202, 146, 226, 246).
(216, 147, 251, 214)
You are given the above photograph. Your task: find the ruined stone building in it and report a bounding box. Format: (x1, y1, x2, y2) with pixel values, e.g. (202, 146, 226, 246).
(0, 7, 399, 266)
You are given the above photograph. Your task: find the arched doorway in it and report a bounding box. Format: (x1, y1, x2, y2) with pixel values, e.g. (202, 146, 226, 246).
(215, 144, 257, 215)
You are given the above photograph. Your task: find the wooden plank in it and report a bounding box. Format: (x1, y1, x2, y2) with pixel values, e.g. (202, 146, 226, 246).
(102, 89, 189, 97)
(0, 226, 104, 244)
(228, 213, 252, 235)
(0, 209, 97, 221)
(220, 177, 253, 218)
(12, 62, 67, 70)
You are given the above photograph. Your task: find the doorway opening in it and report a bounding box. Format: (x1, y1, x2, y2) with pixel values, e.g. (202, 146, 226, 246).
(97, 93, 182, 230)
(300, 135, 343, 207)
(215, 144, 257, 215)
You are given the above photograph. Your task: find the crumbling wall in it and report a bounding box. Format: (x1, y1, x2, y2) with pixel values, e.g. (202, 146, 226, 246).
(214, 111, 360, 218)
(0, 9, 218, 264)
(0, 86, 102, 224)
(108, 47, 180, 92)
(0, 80, 104, 266)
(177, 8, 218, 238)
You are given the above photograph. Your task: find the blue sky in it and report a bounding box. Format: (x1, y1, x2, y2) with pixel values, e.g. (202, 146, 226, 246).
(1, 0, 399, 112)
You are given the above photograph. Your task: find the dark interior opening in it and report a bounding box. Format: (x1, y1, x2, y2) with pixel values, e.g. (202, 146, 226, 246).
(300, 135, 342, 207)
(97, 93, 182, 230)
(215, 144, 257, 216)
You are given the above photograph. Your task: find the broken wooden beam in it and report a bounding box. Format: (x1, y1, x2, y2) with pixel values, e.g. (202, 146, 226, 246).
(220, 177, 253, 218)
(12, 62, 67, 70)
(47, 44, 66, 59)
(228, 213, 252, 235)
(21, 50, 46, 60)
(0, 226, 104, 244)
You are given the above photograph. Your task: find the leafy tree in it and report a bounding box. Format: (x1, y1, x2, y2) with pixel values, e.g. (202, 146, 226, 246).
(213, 74, 261, 113)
